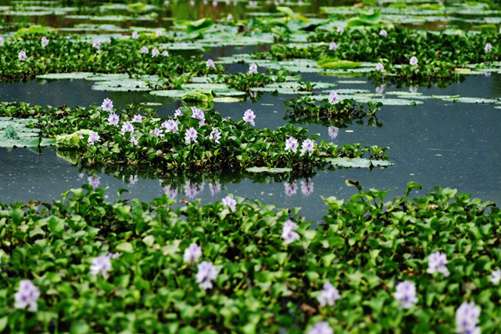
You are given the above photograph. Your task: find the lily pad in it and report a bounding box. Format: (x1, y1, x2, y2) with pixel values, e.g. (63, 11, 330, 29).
(328, 158, 394, 169)
(0, 117, 53, 148)
(37, 72, 94, 80)
(246, 166, 292, 174)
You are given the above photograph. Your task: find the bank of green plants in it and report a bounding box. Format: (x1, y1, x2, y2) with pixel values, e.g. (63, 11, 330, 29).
(0, 184, 499, 332)
(256, 27, 500, 85)
(0, 31, 216, 83)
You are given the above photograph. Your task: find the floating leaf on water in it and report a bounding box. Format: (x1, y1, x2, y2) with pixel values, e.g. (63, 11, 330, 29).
(150, 90, 187, 98)
(432, 95, 499, 104)
(246, 166, 292, 174)
(37, 72, 94, 80)
(318, 56, 362, 70)
(214, 97, 245, 103)
(0, 117, 51, 148)
(91, 79, 149, 92)
(328, 158, 394, 169)
(86, 73, 130, 81)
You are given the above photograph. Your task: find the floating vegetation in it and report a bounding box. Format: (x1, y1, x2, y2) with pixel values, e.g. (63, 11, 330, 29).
(0, 184, 499, 332)
(286, 95, 382, 127)
(0, 32, 212, 83)
(0, 101, 389, 178)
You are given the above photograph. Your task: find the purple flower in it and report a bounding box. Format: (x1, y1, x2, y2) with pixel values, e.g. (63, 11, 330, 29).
(243, 109, 256, 126)
(161, 119, 179, 133)
(456, 302, 480, 334)
(140, 46, 149, 54)
(222, 195, 237, 212)
(248, 63, 258, 74)
(14, 280, 40, 312)
(328, 126, 339, 140)
(130, 136, 138, 145)
(328, 91, 338, 104)
(151, 128, 163, 137)
(131, 31, 139, 39)
(132, 114, 143, 123)
(301, 139, 315, 155)
(185, 127, 198, 144)
(490, 269, 501, 285)
(209, 128, 221, 143)
(88, 131, 100, 145)
(329, 42, 337, 51)
(375, 84, 386, 95)
(301, 179, 314, 196)
(107, 113, 120, 126)
(308, 321, 333, 334)
(163, 185, 178, 200)
(375, 63, 384, 72)
(184, 243, 202, 264)
(285, 137, 299, 153)
(174, 108, 183, 118)
(18, 50, 27, 61)
(284, 181, 297, 197)
(151, 47, 160, 57)
(394, 281, 418, 309)
(92, 39, 101, 50)
(191, 107, 205, 123)
(196, 261, 219, 290)
(207, 59, 216, 69)
(317, 282, 340, 307)
(282, 219, 300, 244)
(90, 254, 112, 278)
(0, 35, 4, 46)
(379, 29, 388, 37)
(427, 251, 449, 277)
(121, 121, 134, 134)
(101, 98, 113, 112)
(88, 175, 101, 189)
(41, 36, 49, 48)
(484, 43, 492, 53)
(409, 56, 418, 66)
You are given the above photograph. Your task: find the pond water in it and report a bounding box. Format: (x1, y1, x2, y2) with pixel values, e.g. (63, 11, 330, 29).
(1, 72, 500, 221)
(1, 0, 501, 221)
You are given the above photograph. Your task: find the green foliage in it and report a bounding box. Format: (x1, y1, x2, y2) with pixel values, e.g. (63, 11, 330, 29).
(286, 96, 382, 127)
(0, 32, 211, 83)
(220, 70, 288, 92)
(0, 185, 499, 332)
(0, 102, 386, 178)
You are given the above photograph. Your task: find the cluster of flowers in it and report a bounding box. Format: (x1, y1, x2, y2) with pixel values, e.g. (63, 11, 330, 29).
(307, 251, 500, 334)
(88, 99, 258, 148)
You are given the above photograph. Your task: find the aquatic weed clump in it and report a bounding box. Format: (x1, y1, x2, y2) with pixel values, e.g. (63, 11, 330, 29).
(286, 94, 382, 127)
(0, 184, 499, 332)
(0, 102, 387, 178)
(0, 32, 216, 82)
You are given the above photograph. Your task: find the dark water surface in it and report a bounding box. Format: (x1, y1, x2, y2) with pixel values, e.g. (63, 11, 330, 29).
(1, 73, 500, 221)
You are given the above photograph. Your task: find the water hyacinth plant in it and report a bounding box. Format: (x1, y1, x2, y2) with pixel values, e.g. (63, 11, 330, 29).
(286, 95, 382, 127)
(0, 184, 499, 332)
(0, 102, 387, 177)
(0, 32, 218, 82)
